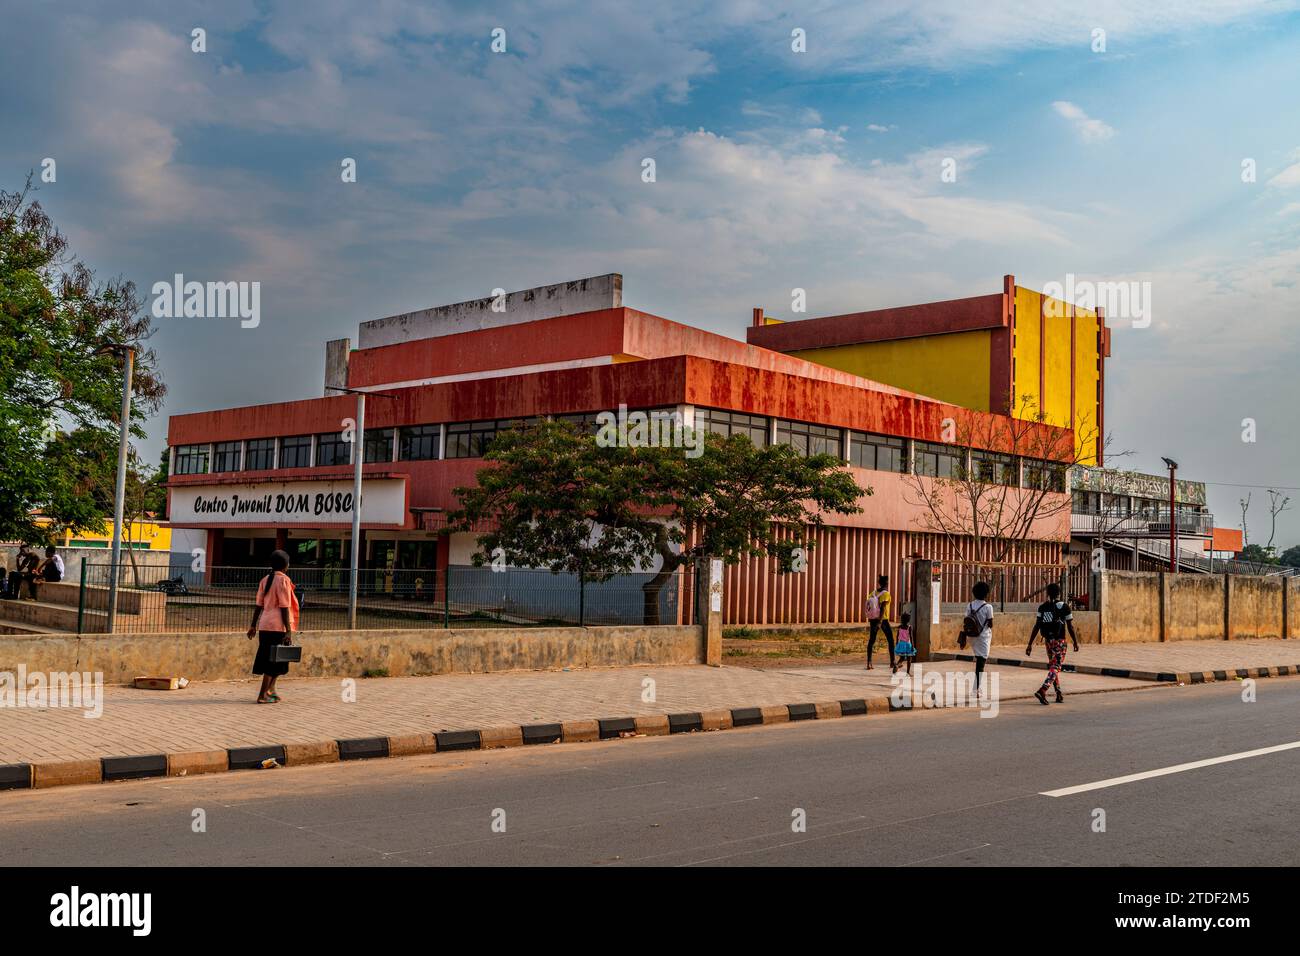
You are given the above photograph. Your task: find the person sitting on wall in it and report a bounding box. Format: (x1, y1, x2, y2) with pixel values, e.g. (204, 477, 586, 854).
(9, 545, 40, 601)
(33, 546, 65, 597)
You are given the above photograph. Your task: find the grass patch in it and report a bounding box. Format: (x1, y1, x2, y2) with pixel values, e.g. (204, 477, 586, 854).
(360, 667, 390, 678)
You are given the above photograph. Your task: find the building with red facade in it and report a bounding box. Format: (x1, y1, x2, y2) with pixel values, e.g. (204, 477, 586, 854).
(166, 274, 1080, 624)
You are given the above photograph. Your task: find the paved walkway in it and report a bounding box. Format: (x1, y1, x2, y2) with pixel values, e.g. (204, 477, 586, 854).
(937, 638, 1300, 678)
(0, 660, 1143, 764)
(5, 639, 1293, 766)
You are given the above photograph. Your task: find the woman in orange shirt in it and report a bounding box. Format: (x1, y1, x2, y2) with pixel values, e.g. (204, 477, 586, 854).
(247, 550, 300, 703)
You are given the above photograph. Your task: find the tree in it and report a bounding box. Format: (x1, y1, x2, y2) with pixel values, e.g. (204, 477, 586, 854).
(448, 419, 867, 624)
(119, 452, 169, 586)
(901, 394, 1112, 565)
(1240, 544, 1277, 566)
(1279, 545, 1300, 568)
(0, 181, 166, 543)
(1239, 490, 1291, 573)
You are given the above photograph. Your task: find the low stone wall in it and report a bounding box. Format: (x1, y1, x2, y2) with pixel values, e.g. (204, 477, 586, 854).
(1167, 574, 1226, 641)
(1100, 572, 1164, 643)
(1228, 575, 1286, 641)
(1100, 570, 1296, 642)
(0, 625, 706, 685)
(930, 611, 1100, 652)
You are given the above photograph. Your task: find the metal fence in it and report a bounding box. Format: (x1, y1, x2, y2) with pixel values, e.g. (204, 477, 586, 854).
(931, 560, 1073, 612)
(78, 563, 691, 634)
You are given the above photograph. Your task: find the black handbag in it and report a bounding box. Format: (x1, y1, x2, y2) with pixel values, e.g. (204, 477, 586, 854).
(269, 643, 302, 663)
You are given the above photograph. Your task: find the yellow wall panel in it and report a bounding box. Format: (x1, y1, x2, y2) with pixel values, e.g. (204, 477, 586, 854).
(1042, 294, 1072, 428)
(791, 330, 992, 411)
(1012, 286, 1041, 419)
(1074, 307, 1101, 464)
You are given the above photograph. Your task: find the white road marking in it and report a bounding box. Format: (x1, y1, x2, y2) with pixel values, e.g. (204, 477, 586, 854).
(1040, 740, 1300, 797)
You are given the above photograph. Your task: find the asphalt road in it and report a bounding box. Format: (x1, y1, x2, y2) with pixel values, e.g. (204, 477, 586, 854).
(2, 678, 1297, 866)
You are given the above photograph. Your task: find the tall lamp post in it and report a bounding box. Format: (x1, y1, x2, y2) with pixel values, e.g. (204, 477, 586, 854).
(1162, 457, 1179, 573)
(325, 386, 398, 628)
(98, 344, 136, 635)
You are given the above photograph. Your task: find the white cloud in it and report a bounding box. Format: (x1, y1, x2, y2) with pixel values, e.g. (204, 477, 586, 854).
(1052, 101, 1116, 142)
(866, 124, 895, 133)
(1267, 149, 1300, 188)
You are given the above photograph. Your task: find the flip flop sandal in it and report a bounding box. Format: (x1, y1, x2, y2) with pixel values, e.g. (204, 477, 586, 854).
(267, 693, 281, 702)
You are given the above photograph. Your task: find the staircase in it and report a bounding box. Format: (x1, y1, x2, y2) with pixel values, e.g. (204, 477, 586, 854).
(0, 579, 166, 634)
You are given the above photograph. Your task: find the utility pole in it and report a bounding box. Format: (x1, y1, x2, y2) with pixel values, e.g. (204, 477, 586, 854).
(103, 345, 135, 635)
(326, 385, 398, 629)
(1162, 457, 1179, 573)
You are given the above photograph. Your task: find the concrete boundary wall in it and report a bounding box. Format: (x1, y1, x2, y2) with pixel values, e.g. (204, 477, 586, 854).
(931, 611, 1099, 651)
(0, 625, 705, 685)
(1100, 570, 1295, 643)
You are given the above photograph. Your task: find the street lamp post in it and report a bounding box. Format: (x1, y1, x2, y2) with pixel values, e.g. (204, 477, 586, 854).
(104, 345, 136, 635)
(1162, 457, 1179, 573)
(326, 386, 398, 629)
(349, 391, 365, 629)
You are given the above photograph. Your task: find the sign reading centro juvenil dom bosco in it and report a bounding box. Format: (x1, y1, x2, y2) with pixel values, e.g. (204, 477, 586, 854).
(170, 478, 407, 526)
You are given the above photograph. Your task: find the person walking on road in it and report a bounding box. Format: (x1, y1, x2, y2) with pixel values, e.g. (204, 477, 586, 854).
(865, 574, 894, 671)
(247, 549, 300, 704)
(960, 581, 994, 696)
(1027, 582, 1079, 705)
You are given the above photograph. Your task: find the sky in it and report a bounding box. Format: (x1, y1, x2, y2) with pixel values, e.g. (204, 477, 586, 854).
(3, 0, 1300, 549)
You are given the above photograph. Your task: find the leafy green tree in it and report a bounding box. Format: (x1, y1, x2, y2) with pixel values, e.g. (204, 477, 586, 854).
(1240, 543, 1278, 565)
(0, 183, 165, 543)
(1279, 545, 1300, 568)
(449, 419, 867, 623)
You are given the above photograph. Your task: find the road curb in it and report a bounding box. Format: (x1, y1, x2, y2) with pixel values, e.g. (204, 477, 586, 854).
(931, 652, 1300, 685)
(0, 693, 900, 793)
(4, 668, 1223, 794)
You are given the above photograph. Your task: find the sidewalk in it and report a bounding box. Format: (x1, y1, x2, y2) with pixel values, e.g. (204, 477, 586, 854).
(5, 638, 1294, 791)
(934, 638, 1300, 682)
(1, 660, 1142, 768)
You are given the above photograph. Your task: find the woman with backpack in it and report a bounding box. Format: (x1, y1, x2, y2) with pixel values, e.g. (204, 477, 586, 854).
(1026, 582, 1079, 705)
(246, 549, 300, 704)
(960, 581, 994, 696)
(864, 574, 894, 670)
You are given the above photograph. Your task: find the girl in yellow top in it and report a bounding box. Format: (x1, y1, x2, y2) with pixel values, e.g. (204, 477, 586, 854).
(865, 574, 895, 671)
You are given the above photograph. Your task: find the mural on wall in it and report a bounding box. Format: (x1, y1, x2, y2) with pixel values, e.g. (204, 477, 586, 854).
(1069, 466, 1207, 507)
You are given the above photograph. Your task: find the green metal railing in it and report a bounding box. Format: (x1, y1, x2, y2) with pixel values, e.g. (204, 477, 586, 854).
(77, 563, 690, 634)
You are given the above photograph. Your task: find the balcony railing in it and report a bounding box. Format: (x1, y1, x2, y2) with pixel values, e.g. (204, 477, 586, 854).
(1071, 509, 1214, 538)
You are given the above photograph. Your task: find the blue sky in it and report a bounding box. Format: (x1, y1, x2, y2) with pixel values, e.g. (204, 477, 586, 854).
(3, 0, 1300, 546)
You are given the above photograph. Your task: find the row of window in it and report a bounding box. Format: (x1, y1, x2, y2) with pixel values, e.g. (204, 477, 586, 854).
(172, 407, 1067, 491)
(1072, 491, 1203, 516)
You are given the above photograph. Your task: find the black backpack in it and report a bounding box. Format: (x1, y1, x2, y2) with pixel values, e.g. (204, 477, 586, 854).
(1040, 602, 1067, 639)
(962, 601, 987, 637)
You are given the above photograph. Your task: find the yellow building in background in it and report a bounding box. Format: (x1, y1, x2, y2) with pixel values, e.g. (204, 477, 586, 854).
(57, 519, 172, 551)
(746, 275, 1110, 464)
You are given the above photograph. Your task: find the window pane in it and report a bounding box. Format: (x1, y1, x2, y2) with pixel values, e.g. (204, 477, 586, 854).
(212, 441, 241, 473)
(697, 408, 770, 447)
(775, 419, 841, 458)
(279, 436, 312, 469)
(914, 440, 964, 478)
(245, 439, 275, 471)
(174, 444, 209, 475)
(971, 450, 1017, 486)
(849, 432, 908, 473)
(364, 428, 394, 463)
(315, 432, 350, 467)
(399, 425, 440, 461)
